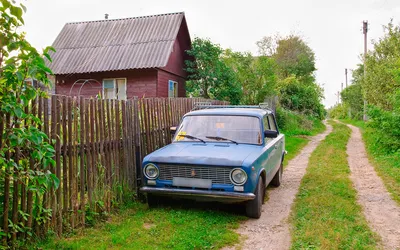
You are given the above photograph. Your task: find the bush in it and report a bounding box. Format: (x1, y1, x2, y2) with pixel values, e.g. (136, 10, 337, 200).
(367, 105, 400, 154)
(276, 108, 323, 136)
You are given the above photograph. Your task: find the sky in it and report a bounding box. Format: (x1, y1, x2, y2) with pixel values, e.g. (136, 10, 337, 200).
(21, 0, 400, 108)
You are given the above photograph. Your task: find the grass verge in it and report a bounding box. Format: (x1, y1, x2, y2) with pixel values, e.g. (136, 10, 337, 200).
(37, 202, 244, 249)
(342, 119, 400, 205)
(290, 121, 378, 249)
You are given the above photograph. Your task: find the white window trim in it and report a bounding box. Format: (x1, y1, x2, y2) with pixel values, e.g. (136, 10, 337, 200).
(168, 80, 178, 98)
(102, 78, 127, 100)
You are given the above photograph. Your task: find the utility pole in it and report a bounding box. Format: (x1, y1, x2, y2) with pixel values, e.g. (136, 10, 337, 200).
(341, 82, 343, 92)
(363, 20, 368, 121)
(345, 68, 348, 88)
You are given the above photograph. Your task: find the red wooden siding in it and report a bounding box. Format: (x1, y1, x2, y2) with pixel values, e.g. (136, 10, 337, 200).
(56, 69, 158, 99)
(157, 70, 186, 97)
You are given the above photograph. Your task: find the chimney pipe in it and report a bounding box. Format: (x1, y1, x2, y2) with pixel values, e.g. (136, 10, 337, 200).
(105, 14, 109, 20)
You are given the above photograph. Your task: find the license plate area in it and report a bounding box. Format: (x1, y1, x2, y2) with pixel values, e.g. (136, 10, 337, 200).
(172, 177, 212, 189)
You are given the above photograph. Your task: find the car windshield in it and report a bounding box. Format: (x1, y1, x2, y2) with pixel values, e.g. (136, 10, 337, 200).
(173, 115, 262, 145)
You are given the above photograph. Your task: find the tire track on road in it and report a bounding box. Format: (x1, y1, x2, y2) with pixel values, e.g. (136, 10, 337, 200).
(225, 123, 332, 250)
(346, 124, 400, 250)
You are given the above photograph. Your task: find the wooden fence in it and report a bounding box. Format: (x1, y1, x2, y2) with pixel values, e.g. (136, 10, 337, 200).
(0, 95, 228, 242)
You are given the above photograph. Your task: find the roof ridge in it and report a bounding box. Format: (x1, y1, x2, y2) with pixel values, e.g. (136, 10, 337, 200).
(66, 11, 185, 25)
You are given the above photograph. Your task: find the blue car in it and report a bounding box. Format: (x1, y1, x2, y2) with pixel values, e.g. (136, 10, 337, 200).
(140, 104, 285, 218)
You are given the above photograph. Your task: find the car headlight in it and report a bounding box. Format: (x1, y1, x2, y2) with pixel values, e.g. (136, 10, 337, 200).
(144, 163, 159, 180)
(230, 168, 247, 185)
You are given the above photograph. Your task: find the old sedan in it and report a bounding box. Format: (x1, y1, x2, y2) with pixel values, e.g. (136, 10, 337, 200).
(140, 105, 285, 218)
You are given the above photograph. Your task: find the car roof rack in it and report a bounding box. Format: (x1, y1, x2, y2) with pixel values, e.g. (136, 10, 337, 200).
(191, 102, 273, 113)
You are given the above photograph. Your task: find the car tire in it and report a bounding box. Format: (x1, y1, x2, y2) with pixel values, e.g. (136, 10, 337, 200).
(245, 179, 264, 219)
(271, 163, 283, 187)
(147, 194, 160, 207)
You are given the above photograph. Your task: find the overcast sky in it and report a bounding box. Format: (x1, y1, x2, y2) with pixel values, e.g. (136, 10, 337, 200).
(21, 0, 400, 108)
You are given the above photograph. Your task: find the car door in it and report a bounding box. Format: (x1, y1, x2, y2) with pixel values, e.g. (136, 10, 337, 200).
(267, 114, 283, 169)
(262, 115, 277, 175)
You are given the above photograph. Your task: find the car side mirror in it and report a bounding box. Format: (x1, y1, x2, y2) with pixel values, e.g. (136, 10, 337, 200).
(170, 126, 177, 136)
(264, 130, 278, 138)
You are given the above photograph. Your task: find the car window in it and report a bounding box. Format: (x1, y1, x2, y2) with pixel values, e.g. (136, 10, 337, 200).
(268, 115, 277, 132)
(263, 115, 270, 131)
(174, 115, 262, 145)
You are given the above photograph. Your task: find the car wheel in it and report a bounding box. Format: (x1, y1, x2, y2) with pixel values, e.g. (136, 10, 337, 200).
(271, 163, 283, 187)
(245, 179, 264, 219)
(147, 194, 160, 207)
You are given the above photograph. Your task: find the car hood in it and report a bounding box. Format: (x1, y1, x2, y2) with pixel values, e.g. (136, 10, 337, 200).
(146, 142, 259, 167)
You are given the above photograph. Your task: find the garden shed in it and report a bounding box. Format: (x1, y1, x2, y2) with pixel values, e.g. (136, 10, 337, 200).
(47, 12, 192, 99)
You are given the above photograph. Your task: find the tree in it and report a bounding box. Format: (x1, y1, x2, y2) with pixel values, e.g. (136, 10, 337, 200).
(223, 50, 277, 105)
(1, 0, 57, 240)
(185, 37, 242, 104)
(277, 76, 324, 119)
(273, 35, 316, 79)
(363, 21, 400, 110)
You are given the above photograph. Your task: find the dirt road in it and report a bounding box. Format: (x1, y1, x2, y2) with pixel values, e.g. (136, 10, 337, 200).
(226, 124, 333, 250)
(346, 124, 400, 250)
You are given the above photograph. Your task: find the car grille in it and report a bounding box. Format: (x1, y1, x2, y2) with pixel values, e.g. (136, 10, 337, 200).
(158, 164, 232, 185)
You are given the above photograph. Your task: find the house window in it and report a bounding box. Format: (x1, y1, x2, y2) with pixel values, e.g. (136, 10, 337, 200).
(102, 78, 127, 100)
(168, 80, 178, 97)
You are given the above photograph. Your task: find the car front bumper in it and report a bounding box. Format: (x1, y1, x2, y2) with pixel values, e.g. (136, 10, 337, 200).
(140, 186, 255, 202)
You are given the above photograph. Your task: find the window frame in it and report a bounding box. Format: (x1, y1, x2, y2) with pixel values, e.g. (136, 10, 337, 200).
(102, 78, 127, 100)
(168, 80, 178, 98)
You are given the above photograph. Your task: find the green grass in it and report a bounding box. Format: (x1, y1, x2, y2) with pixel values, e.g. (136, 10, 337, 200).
(37, 202, 244, 250)
(342, 119, 400, 205)
(290, 121, 378, 249)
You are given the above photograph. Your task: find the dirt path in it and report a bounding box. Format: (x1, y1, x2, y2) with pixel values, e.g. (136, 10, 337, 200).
(225, 124, 333, 250)
(346, 124, 400, 250)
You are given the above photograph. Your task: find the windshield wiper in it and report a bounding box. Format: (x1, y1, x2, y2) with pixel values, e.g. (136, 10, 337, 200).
(178, 134, 206, 143)
(205, 136, 238, 145)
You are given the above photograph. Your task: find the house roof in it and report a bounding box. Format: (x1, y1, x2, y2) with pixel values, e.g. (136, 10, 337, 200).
(48, 12, 187, 74)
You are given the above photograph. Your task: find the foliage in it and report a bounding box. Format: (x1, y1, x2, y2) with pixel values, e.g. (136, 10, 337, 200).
(277, 76, 325, 119)
(223, 50, 277, 105)
(0, 0, 57, 241)
(363, 21, 400, 109)
(255, 35, 325, 119)
(185, 37, 242, 104)
(290, 122, 378, 249)
(328, 103, 349, 120)
(273, 35, 316, 79)
(340, 83, 363, 120)
(367, 91, 400, 154)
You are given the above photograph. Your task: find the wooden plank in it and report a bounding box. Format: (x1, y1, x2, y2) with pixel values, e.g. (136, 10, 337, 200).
(67, 97, 74, 228)
(115, 100, 120, 184)
(121, 101, 127, 186)
(62, 96, 68, 216)
(50, 96, 57, 229)
(42, 97, 50, 233)
(72, 98, 79, 227)
(90, 99, 97, 193)
(105, 99, 112, 209)
(55, 96, 62, 235)
(79, 97, 85, 226)
(98, 99, 106, 190)
(85, 99, 92, 208)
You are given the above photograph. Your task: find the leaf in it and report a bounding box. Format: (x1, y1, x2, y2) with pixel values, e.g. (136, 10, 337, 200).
(20, 3, 26, 12)
(14, 106, 23, 118)
(50, 174, 60, 189)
